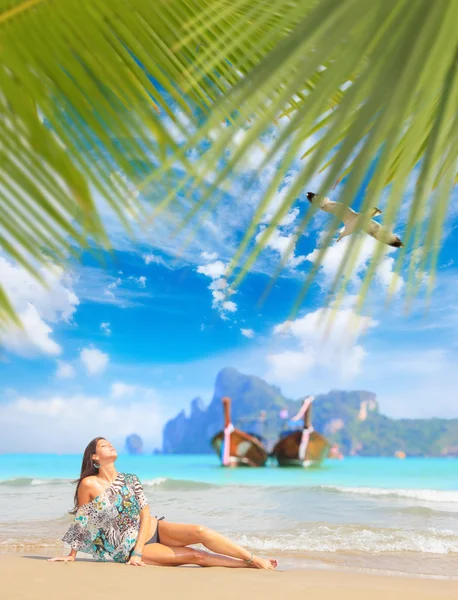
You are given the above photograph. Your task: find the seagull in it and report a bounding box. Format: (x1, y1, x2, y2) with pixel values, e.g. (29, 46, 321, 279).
(306, 192, 403, 248)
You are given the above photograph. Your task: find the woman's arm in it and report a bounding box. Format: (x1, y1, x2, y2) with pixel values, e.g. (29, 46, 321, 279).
(48, 479, 95, 562)
(126, 475, 150, 565)
(48, 548, 77, 562)
(132, 506, 151, 556)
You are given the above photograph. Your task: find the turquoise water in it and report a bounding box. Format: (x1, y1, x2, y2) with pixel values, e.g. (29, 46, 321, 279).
(1, 454, 456, 490)
(1, 454, 457, 578)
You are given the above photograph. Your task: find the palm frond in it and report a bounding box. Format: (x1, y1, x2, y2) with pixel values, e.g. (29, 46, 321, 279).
(0, 0, 215, 329)
(154, 0, 458, 315)
(0, 0, 329, 329)
(1, 0, 457, 333)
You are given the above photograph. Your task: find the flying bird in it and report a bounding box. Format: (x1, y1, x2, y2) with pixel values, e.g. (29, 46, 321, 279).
(306, 192, 403, 248)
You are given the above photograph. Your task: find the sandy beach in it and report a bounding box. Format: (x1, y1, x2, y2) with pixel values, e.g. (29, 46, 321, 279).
(1, 554, 457, 600)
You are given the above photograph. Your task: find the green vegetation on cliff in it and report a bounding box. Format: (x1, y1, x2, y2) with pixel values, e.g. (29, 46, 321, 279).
(162, 368, 458, 457)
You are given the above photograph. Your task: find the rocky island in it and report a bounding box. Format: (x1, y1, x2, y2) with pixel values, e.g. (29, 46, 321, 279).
(162, 368, 458, 457)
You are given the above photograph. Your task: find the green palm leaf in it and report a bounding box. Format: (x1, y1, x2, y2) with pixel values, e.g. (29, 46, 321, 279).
(155, 0, 458, 316)
(1, 0, 457, 333)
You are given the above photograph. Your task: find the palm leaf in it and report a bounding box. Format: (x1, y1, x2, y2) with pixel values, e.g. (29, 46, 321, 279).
(0, 0, 215, 330)
(1, 0, 457, 334)
(156, 0, 458, 315)
(0, 0, 329, 331)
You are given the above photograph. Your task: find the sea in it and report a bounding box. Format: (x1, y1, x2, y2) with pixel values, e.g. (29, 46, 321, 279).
(0, 454, 457, 578)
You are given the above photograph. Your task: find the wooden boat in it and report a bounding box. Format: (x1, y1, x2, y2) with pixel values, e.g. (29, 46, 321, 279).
(272, 396, 330, 467)
(210, 397, 268, 467)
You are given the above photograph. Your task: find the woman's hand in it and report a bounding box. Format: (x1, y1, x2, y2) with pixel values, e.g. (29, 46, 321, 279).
(126, 554, 145, 567)
(47, 555, 75, 563)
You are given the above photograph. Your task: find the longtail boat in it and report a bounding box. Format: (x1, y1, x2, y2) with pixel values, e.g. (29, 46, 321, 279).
(210, 397, 268, 467)
(272, 396, 330, 467)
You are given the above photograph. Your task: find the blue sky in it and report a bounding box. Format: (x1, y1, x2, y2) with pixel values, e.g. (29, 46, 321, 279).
(1, 118, 457, 453)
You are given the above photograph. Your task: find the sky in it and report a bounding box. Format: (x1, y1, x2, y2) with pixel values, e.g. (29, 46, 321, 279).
(1, 114, 458, 453)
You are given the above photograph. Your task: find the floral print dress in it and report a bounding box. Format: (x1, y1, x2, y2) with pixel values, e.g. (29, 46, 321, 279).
(62, 472, 149, 563)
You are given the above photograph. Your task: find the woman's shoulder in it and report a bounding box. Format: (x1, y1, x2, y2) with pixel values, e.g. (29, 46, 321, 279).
(77, 476, 100, 505)
(80, 475, 99, 486)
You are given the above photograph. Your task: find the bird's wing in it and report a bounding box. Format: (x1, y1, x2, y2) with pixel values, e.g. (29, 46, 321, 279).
(320, 199, 357, 225)
(365, 220, 397, 245)
(364, 219, 385, 239)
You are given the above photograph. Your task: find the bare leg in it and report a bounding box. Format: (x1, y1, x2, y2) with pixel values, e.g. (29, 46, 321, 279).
(141, 543, 249, 568)
(158, 521, 277, 570)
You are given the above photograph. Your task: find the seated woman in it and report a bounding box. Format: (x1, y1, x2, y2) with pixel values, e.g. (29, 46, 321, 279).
(48, 437, 278, 569)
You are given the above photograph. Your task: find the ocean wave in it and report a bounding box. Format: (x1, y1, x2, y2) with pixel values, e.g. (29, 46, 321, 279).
(142, 477, 168, 486)
(1, 476, 457, 507)
(0, 537, 66, 549)
(231, 525, 458, 555)
(0, 476, 219, 491)
(319, 486, 458, 505)
(0, 478, 72, 487)
(3, 525, 457, 556)
(143, 478, 218, 491)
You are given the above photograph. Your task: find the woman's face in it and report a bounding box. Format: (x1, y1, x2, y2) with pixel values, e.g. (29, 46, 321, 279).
(94, 439, 117, 463)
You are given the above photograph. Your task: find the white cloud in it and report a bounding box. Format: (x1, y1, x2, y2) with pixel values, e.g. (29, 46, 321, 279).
(376, 257, 404, 293)
(260, 177, 299, 226)
(200, 251, 219, 261)
(89, 119, 325, 284)
(111, 382, 137, 399)
(0, 390, 163, 453)
(211, 290, 225, 304)
(197, 260, 238, 319)
(74, 267, 150, 308)
(55, 361, 76, 379)
(197, 260, 227, 279)
(288, 254, 307, 268)
(129, 275, 147, 288)
(256, 227, 295, 257)
(143, 254, 156, 265)
(241, 328, 255, 338)
(209, 278, 228, 291)
(142, 253, 170, 269)
(305, 235, 374, 282)
(255, 225, 305, 270)
(305, 235, 405, 294)
(3, 304, 61, 357)
(231, 135, 269, 171)
(222, 300, 237, 313)
(267, 306, 378, 383)
(267, 349, 315, 382)
(104, 277, 122, 299)
(100, 322, 111, 336)
(279, 208, 300, 228)
(0, 256, 79, 357)
(80, 347, 109, 376)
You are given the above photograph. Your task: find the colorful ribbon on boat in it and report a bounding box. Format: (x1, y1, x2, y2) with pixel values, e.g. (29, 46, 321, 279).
(298, 425, 314, 461)
(222, 423, 235, 466)
(291, 396, 314, 421)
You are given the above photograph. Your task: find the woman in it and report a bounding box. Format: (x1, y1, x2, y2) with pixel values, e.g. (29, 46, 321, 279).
(48, 437, 278, 569)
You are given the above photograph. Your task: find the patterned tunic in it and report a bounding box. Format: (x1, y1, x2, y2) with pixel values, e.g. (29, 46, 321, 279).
(62, 472, 149, 563)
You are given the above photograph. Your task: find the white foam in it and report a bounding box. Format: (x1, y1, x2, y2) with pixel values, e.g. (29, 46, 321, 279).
(231, 525, 458, 555)
(322, 486, 458, 504)
(31, 479, 56, 486)
(142, 477, 167, 487)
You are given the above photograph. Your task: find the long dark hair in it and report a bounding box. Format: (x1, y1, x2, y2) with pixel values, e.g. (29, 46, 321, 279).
(69, 436, 106, 514)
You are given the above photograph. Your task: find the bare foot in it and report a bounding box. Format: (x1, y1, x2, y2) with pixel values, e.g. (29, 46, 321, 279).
(251, 555, 278, 570)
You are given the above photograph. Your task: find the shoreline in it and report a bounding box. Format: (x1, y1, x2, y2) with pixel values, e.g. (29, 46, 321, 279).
(1, 548, 457, 582)
(1, 553, 457, 600)
(1, 545, 458, 581)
